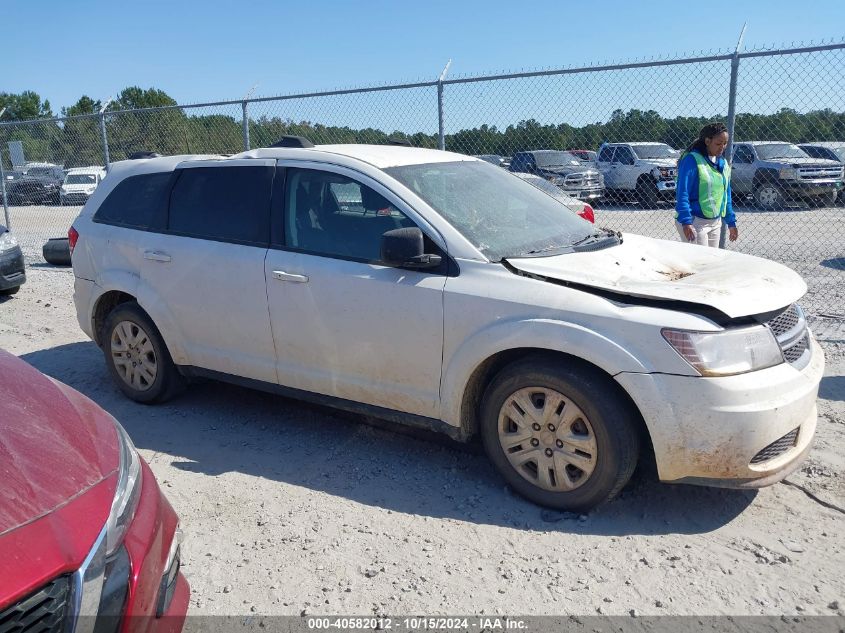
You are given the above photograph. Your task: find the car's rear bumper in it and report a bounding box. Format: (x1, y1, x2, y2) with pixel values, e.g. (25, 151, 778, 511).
(0, 246, 25, 290)
(616, 336, 824, 487)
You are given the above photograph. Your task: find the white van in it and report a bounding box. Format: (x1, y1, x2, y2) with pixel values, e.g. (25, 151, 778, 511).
(61, 167, 107, 206)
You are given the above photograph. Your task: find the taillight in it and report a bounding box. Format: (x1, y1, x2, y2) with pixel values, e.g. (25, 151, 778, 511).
(579, 204, 595, 223)
(68, 226, 79, 254)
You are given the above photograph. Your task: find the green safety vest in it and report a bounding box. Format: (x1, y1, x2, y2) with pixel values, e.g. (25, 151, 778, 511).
(679, 151, 731, 219)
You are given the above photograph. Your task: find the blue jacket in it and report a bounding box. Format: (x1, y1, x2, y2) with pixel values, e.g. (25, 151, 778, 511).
(675, 152, 737, 227)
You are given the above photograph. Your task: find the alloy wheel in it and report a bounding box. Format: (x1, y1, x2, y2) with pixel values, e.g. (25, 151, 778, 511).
(110, 320, 158, 391)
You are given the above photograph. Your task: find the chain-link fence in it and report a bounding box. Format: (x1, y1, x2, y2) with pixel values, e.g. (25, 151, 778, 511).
(1, 40, 843, 336)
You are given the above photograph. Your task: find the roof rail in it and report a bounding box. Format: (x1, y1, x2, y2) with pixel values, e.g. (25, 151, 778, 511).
(386, 138, 412, 147)
(270, 135, 314, 148)
(128, 151, 161, 160)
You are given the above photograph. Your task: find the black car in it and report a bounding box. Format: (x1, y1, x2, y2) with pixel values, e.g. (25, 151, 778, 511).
(0, 224, 25, 295)
(6, 175, 62, 205)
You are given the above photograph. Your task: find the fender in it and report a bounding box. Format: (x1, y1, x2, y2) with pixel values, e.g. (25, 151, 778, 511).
(440, 317, 648, 429)
(92, 269, 190, 366)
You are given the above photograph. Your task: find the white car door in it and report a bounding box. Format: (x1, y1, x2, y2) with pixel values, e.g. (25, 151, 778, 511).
(140, 160, 278, 383)
(264, 162, 447, 418)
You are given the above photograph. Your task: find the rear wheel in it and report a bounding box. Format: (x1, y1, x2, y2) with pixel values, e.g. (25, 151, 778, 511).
(480, 357, 640, 511)
(102, 302, 185, 403)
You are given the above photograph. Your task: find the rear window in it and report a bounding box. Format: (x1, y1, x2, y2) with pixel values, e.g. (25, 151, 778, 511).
(167, 166, 273, 245)
(93, 172, 172, 229)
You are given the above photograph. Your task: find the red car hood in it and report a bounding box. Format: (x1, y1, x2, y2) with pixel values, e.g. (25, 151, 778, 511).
(0, 350, 119, 536)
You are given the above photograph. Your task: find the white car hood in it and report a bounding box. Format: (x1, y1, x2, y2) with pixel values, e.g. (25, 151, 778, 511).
(507, 233, 806, 319)
(642, 158, 677, 168)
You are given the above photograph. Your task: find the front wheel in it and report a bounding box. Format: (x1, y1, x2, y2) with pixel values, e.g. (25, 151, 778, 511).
(480, 357, 640, 511)
(810, 191, 837, 208)
(754, 182, 784, 210)
(102, 302, 185, 403)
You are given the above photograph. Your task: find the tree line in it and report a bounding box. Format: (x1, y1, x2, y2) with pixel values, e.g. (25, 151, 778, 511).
(2, 88, 844, 169)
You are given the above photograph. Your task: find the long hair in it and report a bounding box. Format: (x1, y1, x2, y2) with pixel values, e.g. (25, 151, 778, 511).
(686, 121, 729, 155)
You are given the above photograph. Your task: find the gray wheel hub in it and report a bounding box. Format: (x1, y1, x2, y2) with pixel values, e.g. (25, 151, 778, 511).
(110, 320, 158, 391)
(497, 387, 598, 492)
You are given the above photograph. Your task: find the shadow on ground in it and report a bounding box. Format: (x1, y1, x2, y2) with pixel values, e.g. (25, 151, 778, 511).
(819, 375, 845, 402)
(22, 342, 756, 537)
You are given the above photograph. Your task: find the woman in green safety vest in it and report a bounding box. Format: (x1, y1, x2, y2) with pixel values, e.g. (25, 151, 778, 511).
(675, 122, 739, 247)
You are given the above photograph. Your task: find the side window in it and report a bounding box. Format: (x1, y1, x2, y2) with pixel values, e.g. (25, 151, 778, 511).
(801, 146, 822, 159)
(93, 172, 172, 229)
(733, 146, 753, 164)
(168, 166, 273, 245)
(597, 146, 614, 162)
(285, 168, 415, 261)
(617, 147, 635, 165)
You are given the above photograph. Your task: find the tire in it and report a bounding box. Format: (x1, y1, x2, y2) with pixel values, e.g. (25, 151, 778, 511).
(635, 177, 659, 208)
(754, 181, 784, 210)
(480, 357, 640, 511)
(0, 285, 20, 296)
(42, 238, 72, 266)
(102, 302, 186, 404)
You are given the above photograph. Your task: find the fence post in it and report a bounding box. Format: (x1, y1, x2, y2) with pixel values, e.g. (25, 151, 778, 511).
(437, 60, 452, 151)
(0, 107, 9, 229)
(721, 23, 747, 249)
(99, 99, 113, 172)
(242, 101, 250, 151)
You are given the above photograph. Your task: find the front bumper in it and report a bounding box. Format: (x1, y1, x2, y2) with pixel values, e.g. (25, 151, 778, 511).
(656, 179, 676, 193)
(72, 460, 188, 633)
(61, 193, 92, 205)
(779, 179, 842, 198)
(0, 246, 26, 291)
(560, 186, 604, 200)
(615, 336, 825, 487)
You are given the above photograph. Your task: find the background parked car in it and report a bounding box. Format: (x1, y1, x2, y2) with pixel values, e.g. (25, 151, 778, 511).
(0, 350, 189, 631)
(569, 149, 597, 163)
(473, 154, 506, 167)
(509, 149, 604, 201)
(798, 142, 845, 203)
(595, 142, 678, 206)
(5, 164, 64, 205)
(0, 223, 25, 295)
(731, 141, 844, 209)
(61, 166, 107, 205)
(512, 171, 595, 222)
(0, 170, 25, 204)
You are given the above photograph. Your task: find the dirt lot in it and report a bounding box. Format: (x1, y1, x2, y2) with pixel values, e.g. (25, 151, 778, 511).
(1, 252, 844, 617)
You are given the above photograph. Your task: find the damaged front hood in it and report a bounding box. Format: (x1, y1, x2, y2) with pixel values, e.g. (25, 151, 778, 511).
(507, 233, 806, 319)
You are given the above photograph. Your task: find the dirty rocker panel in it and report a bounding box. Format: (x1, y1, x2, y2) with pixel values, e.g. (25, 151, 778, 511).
(178, 367, 468, 441)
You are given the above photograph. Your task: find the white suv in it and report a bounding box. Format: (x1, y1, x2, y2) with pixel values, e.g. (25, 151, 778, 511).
(70, 140, 824, 511)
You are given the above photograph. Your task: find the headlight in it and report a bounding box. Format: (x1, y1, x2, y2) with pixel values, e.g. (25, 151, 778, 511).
(106, 419, 143, 556)
(662, 325, 783, 376)
(779, 167, 798, 180)
(0, 231, 19, 253)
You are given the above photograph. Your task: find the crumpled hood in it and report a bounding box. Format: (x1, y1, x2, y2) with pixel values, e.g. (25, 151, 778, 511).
(507, 233, 806, 319)
(0, 351, 118, 536)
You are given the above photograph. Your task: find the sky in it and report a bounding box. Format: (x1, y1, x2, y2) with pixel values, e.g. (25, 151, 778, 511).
(4, 0, 845, 114)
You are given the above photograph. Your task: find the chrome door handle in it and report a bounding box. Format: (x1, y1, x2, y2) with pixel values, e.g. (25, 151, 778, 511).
(272, 270, 309, 283)
(143, 250, 171, 262)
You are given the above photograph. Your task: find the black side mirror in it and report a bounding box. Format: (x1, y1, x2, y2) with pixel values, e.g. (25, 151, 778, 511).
(381, 227, 442, 269)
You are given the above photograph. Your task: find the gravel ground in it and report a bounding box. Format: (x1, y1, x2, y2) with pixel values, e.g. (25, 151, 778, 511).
(1, 259, 843, 618)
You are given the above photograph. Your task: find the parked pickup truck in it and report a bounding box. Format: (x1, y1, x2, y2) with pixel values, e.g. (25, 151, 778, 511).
(595, 142, 679, 206)
(509, 150, 604, 201)
(731, 141, 844, 209)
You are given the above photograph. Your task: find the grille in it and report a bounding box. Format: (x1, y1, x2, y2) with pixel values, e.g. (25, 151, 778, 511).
(750, 428, 799, 465)
(767, 304, 800, 338)
(783, 335, 809, 363)
(0, 576, 72, 633)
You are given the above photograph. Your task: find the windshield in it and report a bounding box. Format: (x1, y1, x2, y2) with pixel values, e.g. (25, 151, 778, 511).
(511, 173, 584, 212)
(630, 144, 677, 159)
(832, 147, 845, 162)
(385, 161, 597, 261)
(533, 151, 582, 168)
(66, 174, 97, 185)
(755, 144, 809, 160)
